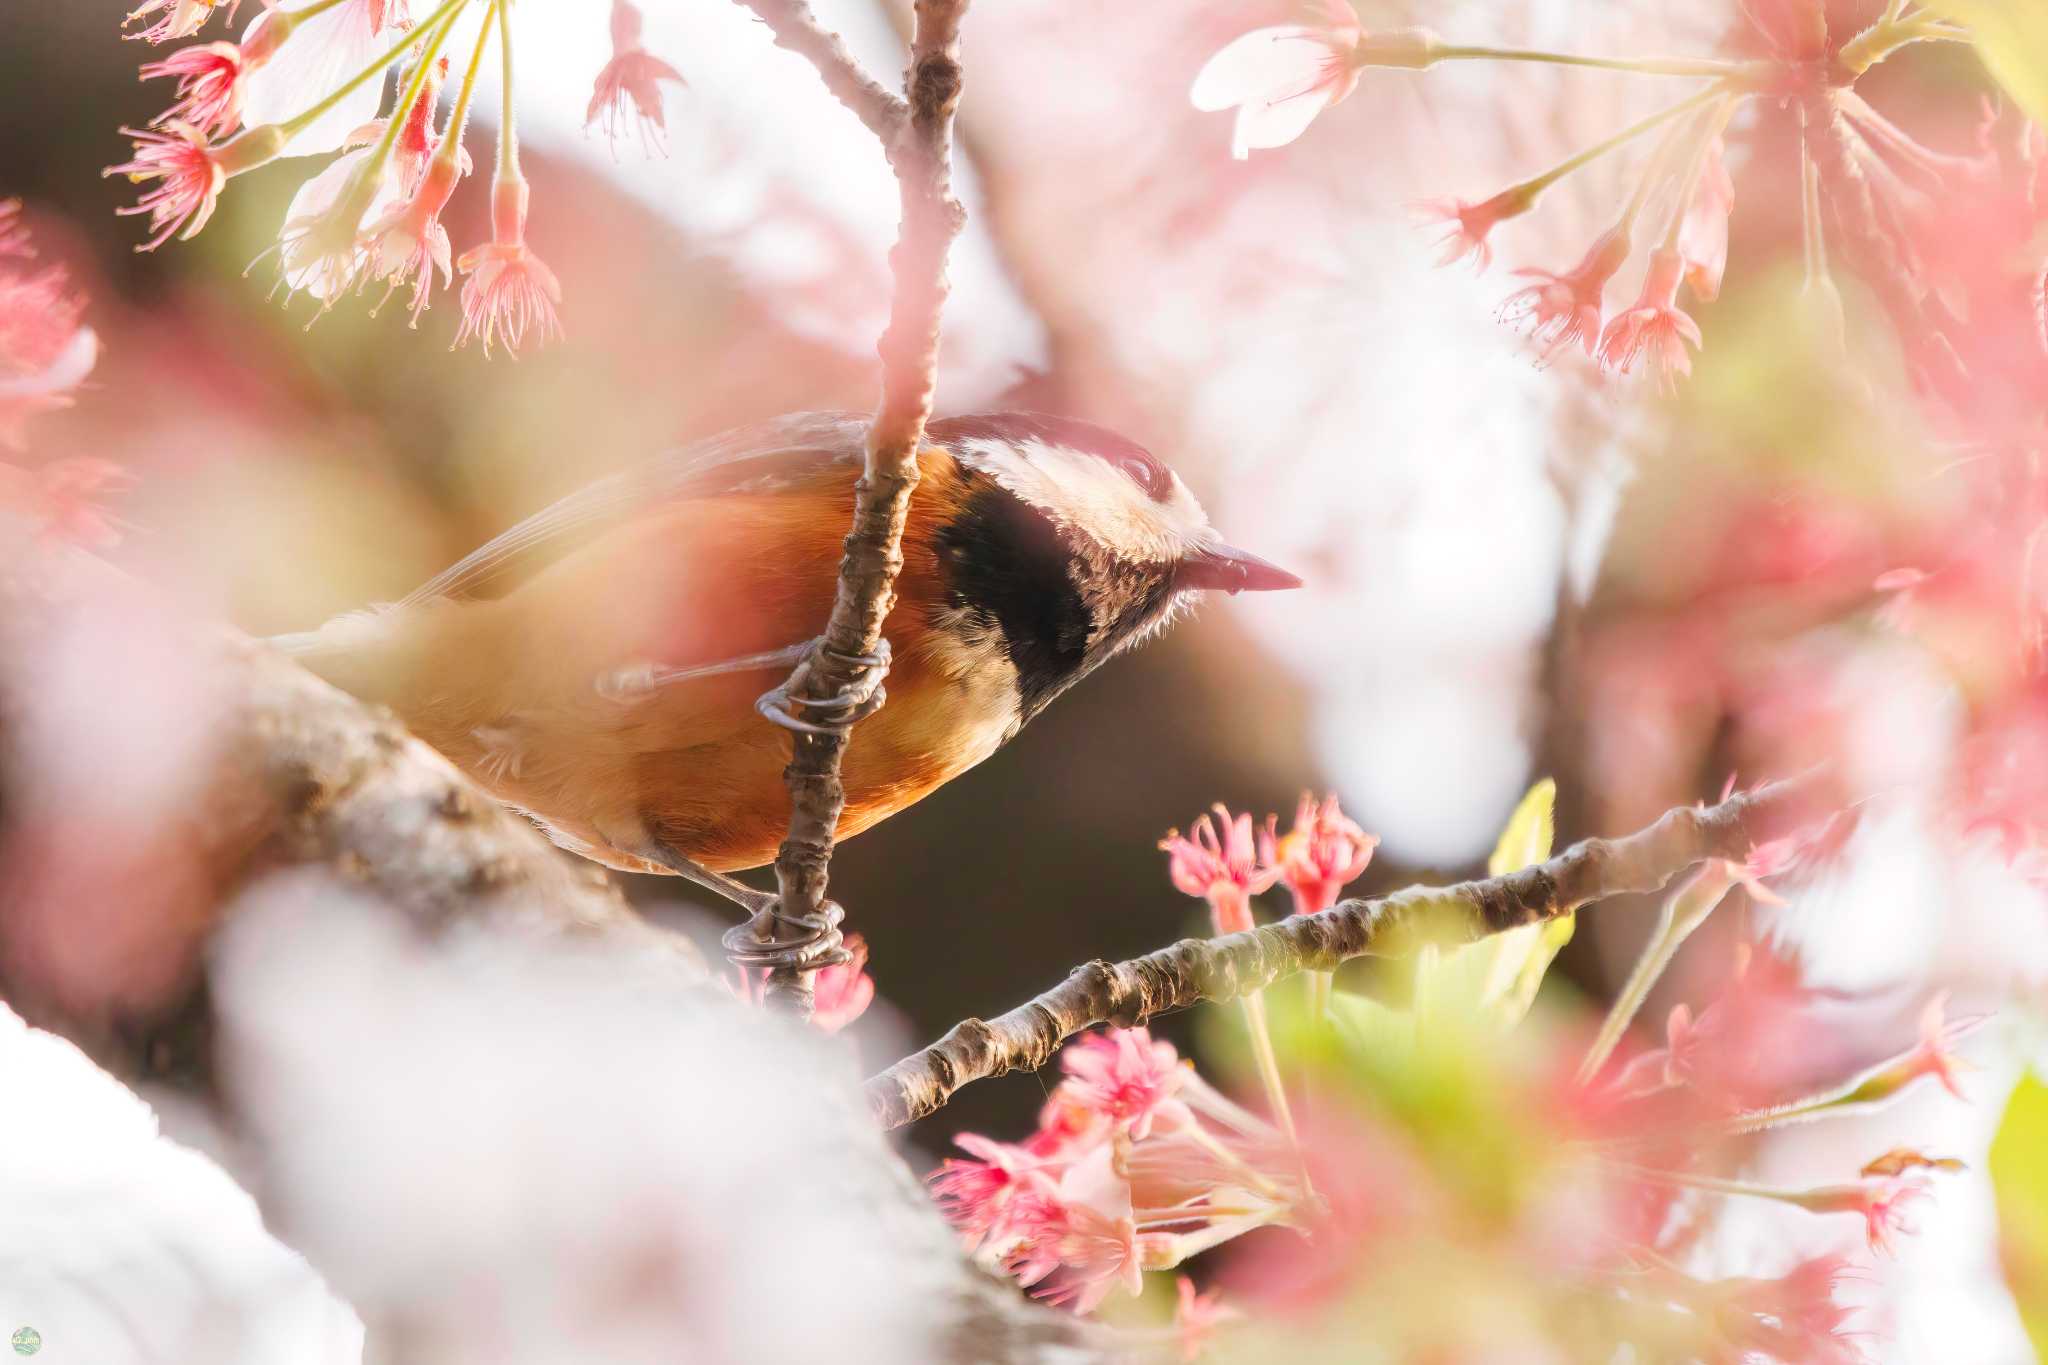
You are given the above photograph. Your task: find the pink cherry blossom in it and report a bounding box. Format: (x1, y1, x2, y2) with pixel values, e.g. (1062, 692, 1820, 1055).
(586, 0, 687, 157)
(455, 178, 564, 357)
(1500, 226, 1632, 362)
(1678, 135, 1734, 302)
(1419, 187, 1536, 272)
(1190, 7, 1444, 159)
(1260, 791, 1377, 916)
(930, 1132, 1053, 1247)
(1173, 1276, 1240, 1361)
(1189, 2, 1364, 161)
(239, 0, 394, 156)
(1596, 246, 1703, 391)
(1059, 1027, 1192, 1140)
(124, 0, 236, 45)
(28, 458, 139, 550)
(1161, 803, 1278, 935)
(1796, 1177, 1933, 1256)
(140, 42, 249, 139)
(274, 143, 405, 306)
(809, 931, 875, 1033)
(1014, 1146, 1153, 1314)
(104, 121, 228, 250)
(1707, 1256, 1861, 1365)
(0, 212, 98, 450)
(1896, 992, 1976, 1101)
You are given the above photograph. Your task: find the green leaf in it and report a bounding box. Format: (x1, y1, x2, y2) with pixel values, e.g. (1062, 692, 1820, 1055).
(1413, 779, 1568, 1028)
(1990, 1069, 2048, 1358)
(1919, 1, 2048, 128)
(1487, 777, 1557, 879)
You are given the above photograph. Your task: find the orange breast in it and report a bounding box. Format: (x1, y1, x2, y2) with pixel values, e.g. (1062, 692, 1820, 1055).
(414, 445, 1008, 873)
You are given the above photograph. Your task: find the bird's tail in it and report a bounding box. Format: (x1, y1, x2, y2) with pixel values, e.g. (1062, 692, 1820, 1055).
(264, 607, 403, 703)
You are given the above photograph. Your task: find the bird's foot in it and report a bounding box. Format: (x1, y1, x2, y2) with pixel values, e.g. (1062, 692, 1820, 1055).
(754, 636, 891, 737)
(721, 896, 851, 972)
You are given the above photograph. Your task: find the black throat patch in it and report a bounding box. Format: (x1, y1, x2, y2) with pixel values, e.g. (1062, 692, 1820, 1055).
(934, 475, 1180, 722)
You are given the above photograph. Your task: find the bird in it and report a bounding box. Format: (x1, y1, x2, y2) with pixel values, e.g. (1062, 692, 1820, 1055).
(275, 410, 1300, 915)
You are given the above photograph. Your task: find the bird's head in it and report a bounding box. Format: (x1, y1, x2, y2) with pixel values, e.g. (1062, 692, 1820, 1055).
(927, 412, 1300, 718)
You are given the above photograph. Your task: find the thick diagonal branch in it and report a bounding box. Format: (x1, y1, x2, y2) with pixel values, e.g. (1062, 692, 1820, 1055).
(865, 778, 1803, 1129)
(737, 0, 972, 1004)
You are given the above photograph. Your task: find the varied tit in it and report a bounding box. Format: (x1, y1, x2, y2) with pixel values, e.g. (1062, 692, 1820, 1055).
(276, 410, 1299, 911)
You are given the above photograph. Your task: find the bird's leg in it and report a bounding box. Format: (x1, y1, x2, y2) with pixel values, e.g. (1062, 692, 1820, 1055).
(754, 637, 891, 738)
(625, 838, 851, 970)
(594, 642, 813, 703)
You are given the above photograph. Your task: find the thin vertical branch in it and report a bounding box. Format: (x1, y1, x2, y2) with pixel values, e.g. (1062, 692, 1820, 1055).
(732, 0, 972, 1006)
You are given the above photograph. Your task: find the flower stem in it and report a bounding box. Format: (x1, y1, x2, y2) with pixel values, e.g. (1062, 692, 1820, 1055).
(1238, 990, 1298, 1145)
(366, 4, 464, 168)
(1837, 13, 1972, 77)
(494, 0, 519, 181)
(433, 0, 498, 172)
(1516, 84, 1733, 206)
(278, 0, 472, 141)
(277, 0, 353, 21)
(1433, 45, 1754, 80)
(1656, 95, 1735, 252)
(1576, 862, 1737, 1084)
(1799, 110, 1829, 286)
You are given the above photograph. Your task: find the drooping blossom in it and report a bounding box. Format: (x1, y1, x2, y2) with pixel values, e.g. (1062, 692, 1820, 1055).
(1500, 226, 1632, 362)
(1677, 135, 1734, 301)
(1596, 246, 1703, 391)
(586, 0, 687, 157)
(1161, 803, 1278, 934)
(25, 459, 139, 550)
(124, 0, 236, 45)
(455, 176, 564, 356)
(1059, 1027, 1192, 1140)
(1189, 3, 1440, 160)
(1260, 791, 1376, 916)
(274, 143, 406, 306)
(1699, 1256, 1862, 1365)
(363, 65, 470, 324)
(239, 0, 399, 156)
(1173, 1276, 1240, 1361)
(0, 208, 99, 450)
(105, 121, 229, 250)
(1796, 1177, 1933, 1257)
(140, 42, 251, 138)
(1888, 993, 1975, 1101)
(1419, 186, 1537, 272)
(809, 931, 875, 1033)
(1006, 1145, 1159, 1314)
(931, 1132, 1053, 1247)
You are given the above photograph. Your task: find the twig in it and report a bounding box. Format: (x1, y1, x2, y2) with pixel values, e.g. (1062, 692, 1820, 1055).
(735, 0, 907, 139)
(732, 0, 972, 1007)
(865, 778, 1803, 1129)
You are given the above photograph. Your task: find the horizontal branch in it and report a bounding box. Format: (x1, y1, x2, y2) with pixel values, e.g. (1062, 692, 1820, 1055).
(865, 778, 1803, 1129)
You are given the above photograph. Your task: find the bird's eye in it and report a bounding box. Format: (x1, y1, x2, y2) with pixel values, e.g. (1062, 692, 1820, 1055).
(1118, 456, 1164, 498)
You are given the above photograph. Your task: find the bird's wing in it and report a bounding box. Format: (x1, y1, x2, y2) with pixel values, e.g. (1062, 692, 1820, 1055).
(400, 410, 872, 607)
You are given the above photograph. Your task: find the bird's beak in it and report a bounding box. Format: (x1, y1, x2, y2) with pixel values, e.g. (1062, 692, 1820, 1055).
(1177, 542, 1304, 595)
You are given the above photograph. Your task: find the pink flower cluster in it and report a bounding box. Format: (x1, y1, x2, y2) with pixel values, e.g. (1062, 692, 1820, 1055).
(1159, 791, 1378, 933)
(0, 202, 126, 550)
(926, 788, 1979, 1358)
(932, 1025, 1302, 1317)
(105, 0, 690, 354)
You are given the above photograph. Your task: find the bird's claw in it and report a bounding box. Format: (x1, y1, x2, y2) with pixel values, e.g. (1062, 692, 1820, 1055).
(755, 637, 892, 737)
(721, 896, 851, 972)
